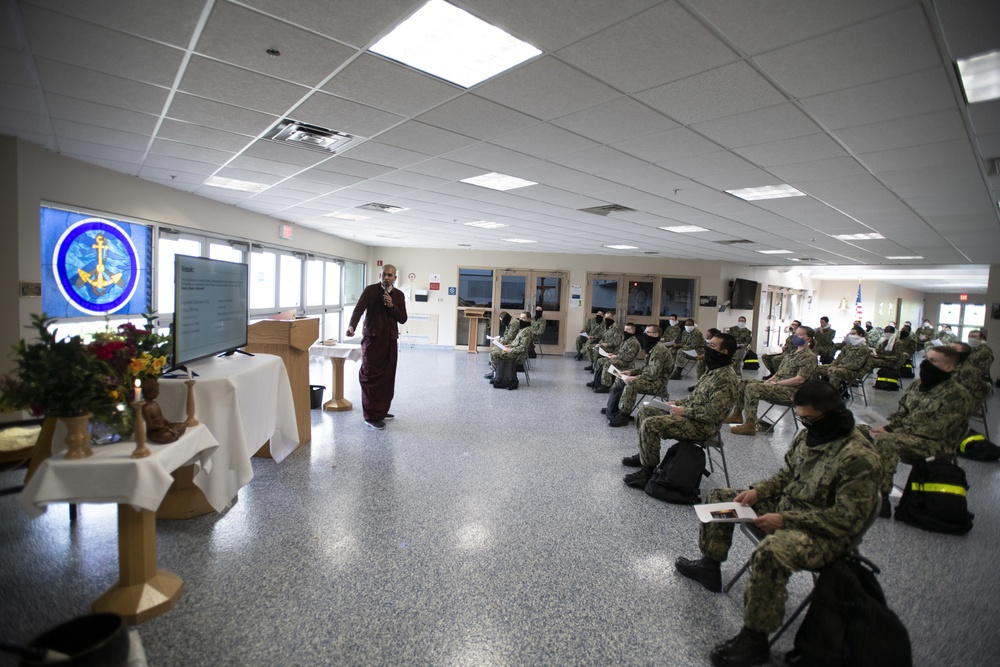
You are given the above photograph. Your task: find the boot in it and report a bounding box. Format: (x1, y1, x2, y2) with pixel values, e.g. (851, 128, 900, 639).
(674, 556, 722, 593)
(584, 365, 594, 371)
(623, 466, 654, 488)
(600, 407, 608, 415)
(709, 626, 769, 667)
(669, 367, 684, 380)
(621, 453, 642, 467)
(608, 412, 631, 427)
(730, 419, 757, 436)
(723, 408, 743, 424)
(574, 353, 584, 361)
(879, 492, 892, 518)
(594, 385, 610, 394)
(586, 381, 595, 388)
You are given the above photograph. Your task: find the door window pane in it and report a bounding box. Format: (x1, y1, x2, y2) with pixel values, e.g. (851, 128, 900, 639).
(306, 259, 324, 307)
(500, 275, 527, 310)
(209, 243, 242, 263)
(626, 280, 653, 316)
(325, 261, 342, 306)
(157, 237, 201, 315)
(535, 276, 561, 311)
(279, 255, 302, 308)
(591, 279, 618, 313)
(249, 250, 276, 310)
(963, 304, 986, 327)
(660, 278, 695, 318)
(323, 312, 341, 341)
(344, 261, 365, 303)
(459, 268, 493, 307)
(939, 303, 961, 326)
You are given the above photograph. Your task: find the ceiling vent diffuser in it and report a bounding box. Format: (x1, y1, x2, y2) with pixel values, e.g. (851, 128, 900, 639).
(263, 119, 358, 153)
(357, 202, 409, 214)
(579, 204, 637, 216)
(714, 239, 753, 245)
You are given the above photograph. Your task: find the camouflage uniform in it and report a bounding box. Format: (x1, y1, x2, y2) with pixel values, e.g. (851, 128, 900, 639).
(736, 347, 816, 420)
(576, 316, 602, 354)
(952, 361, 986, 404)
(924, 329, 957, 351)
(874, 377, 973, 494)
(588, 322, 623, 363)
(489, 326, 534, 367)
(762, 334, 794, 374)
(530, 314, 546, 337)
(865, 327, 882, 348)
(968, 343, 994, 377)
(500, 318, 521, 345)
(636, 364, 739, 466)
(673, 326, 706, 373)
(814, 326, 837, 359)
(819, 342, 872, 388)
(582, 321, 609, 360)
(697, 427, 881, 634)
(729, 325, 753, 376)
(872, 337, 904, 370)
(915, 325, 935, 345)
(597, 335, 640, 387)
(895, 334, 918, 364)
(617, 342, 673, 414)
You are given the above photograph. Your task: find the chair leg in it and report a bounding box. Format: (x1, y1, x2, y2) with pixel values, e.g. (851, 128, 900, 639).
(723, 560, 751, 593)
(769, 589, 815, 646)
(718, 445, 730, 487)
(69, 503, 78, 523)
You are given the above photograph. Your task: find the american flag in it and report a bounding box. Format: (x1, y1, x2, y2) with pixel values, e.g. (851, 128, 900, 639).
(855, 283, 863, 320)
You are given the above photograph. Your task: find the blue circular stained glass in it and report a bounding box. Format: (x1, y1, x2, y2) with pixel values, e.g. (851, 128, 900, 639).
(52, 219, 140, 315)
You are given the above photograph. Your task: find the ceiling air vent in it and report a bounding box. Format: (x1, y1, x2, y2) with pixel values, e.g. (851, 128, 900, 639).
(263, 119, 357, 153)
(579, 204, 637, 216)
(357, 202, 409, 214)
(714, 239, 753, 245)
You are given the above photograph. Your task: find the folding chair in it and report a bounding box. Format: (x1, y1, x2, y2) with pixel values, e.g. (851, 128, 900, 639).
(969, 381, 990, 440)
(630, 379, 670, 416)
(679, 356, 698, 378)
(722, 501, 881, 645)
(514, 351, 531, 386)
(847, 372, 869, 407)
(756, 401, 799, 434)
(698, 429, 730, 487)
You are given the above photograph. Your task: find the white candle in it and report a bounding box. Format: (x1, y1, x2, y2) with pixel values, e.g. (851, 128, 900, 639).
(134, 379, 141, 402)
(187, 367, 193, 380)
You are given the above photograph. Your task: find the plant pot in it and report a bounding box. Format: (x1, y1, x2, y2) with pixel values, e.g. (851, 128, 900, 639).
(61, 413, 93, 460)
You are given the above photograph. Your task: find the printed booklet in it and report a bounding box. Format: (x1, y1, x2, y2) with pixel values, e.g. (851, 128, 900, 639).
(694, 502, 758, 523)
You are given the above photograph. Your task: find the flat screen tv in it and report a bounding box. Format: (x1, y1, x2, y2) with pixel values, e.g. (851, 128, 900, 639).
(173, 256, 249, 367)
(731, 278, 759, 311)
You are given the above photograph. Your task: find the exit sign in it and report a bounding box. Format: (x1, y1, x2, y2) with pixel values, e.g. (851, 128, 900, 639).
(959, 294, 968, 301)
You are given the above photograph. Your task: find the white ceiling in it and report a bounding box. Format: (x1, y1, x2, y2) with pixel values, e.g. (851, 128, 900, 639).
(2, 0, 998, 290)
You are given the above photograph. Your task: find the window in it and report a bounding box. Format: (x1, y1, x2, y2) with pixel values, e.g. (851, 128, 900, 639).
(324, 261, 342, 306)
(458, 268, 493, 307)
(209, 242, 243, 263)
(278, 254, 302, 308)
(344, 261, 366, 304)
(306, 258, 324, 307)
(249, 248, 276, 311)
(157, 236, 202, 315)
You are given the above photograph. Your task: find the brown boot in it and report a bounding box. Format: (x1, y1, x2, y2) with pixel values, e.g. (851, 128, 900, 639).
(730, 419, 757, 436)
(724, 408, 744, 424)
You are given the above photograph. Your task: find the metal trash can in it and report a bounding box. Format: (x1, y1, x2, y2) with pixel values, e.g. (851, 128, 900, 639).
(309, 385, 325, 409)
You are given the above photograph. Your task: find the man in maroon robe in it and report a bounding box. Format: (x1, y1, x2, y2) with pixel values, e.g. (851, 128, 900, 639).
(346, 265, 408, 429)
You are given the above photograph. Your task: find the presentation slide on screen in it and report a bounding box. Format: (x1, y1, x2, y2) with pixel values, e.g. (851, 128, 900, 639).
(175, 257, 248, 363)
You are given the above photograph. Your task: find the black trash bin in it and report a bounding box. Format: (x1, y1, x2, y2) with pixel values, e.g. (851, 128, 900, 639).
(309, 385, 325, 409)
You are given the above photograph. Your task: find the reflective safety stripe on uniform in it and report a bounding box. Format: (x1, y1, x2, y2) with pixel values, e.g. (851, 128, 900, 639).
(910, 482, 967, 496)
(960, 434, 985, 452)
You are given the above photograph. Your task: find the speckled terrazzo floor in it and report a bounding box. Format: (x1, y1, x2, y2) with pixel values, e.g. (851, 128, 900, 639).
(2, 347, 999, 667)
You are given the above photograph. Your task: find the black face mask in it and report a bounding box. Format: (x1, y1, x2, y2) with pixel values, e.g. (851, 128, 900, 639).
(803, 408, 855, 447)
(595, 315, 603, 323)
(641, 334, 660, 351)
(534, 311, 543, 320)
(900, 329, 910, 338)
(918, 359, 951, 391)
(500, 314, 511, 327)
(519, 319, 530, 329)
(604, 319, 615, 327)
(865, 324, 873, 331)
(623, 331, 635, 340)
(703, 347, 731, 370)
(956, 349, 971, 364)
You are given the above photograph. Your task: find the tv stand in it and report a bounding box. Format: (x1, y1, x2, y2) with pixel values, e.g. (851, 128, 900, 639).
(218, 348, 254, 358)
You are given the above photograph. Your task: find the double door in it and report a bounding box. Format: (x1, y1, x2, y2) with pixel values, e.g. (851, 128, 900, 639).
(493, 270, 566, 349)
(585, 273, 696, 327)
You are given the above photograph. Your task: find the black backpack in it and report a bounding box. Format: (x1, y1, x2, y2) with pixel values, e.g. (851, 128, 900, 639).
(786, 555, 912, 667)
(643, 441, 707, 504)
(894, 458, 974, 534)
(899, 357, 915, 379)
(958, 430, 1000, 462)
(492, 359, 518, 390)
(742, 350, 759, 370)
(874, 368, 900, 391)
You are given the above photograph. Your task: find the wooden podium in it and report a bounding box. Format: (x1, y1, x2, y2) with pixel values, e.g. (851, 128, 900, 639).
(245, 318, 319, 454)
(464, 308, 488, 353)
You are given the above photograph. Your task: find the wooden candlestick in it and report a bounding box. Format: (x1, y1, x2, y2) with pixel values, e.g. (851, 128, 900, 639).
(183, 379, 199, 427)
(130, 400, 151, 459)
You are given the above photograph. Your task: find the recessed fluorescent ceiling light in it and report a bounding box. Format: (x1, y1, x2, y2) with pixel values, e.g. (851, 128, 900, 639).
(325, 212, 370, 221)
(604, 244, 638, 250)
(463, 220, 507, 229)
(956, 50, 1000, 103)
(659, 225, 708, 233)
(460, 172, 537, 191)
(758, 249, 793, 254)
(833, 233, 884, 240)
(885, 255, 924, 260)
(726, 184, 806, 201)
(502, 238, 536, 244)
(204, 176, 269, 192)
(370, 0, 542, 88)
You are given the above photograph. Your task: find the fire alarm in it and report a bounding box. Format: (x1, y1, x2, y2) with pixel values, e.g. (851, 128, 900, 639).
(377, 260, 383, 267)
(279, 223, 293, 240)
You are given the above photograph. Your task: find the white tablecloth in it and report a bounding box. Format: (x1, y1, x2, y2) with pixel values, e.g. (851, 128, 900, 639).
(309, 343, 362, 362)
(157, 354, 299, 509)
(19, 424, 219, 518)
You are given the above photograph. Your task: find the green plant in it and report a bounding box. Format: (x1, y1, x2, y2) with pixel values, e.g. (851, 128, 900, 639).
(0, 313, 113, 418)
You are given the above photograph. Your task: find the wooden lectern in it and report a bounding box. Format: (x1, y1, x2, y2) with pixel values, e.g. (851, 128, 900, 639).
(464, 308, 488, 353)
(245, 317, 319, 454)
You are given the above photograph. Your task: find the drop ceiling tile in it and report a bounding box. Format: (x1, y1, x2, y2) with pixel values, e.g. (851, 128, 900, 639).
(26, 0, 207, 48)
(195, 2, 355, 88)
(636, 61, 788, 125)
(550, 97, 678, 145)
(166, 93, 278, 136)
(193, 185, 255, 201)
(475, 56, 619, 120)
(264, 182, 333, 198)
(862, 139, 978, 174)
(0, 46, 37, 88)
(0, 109, 51, 135)
(752, 6, 941, 98)
(549, 146, 648, 175)
(36, 58, 168, 114)
(768, 156, 871, 183)
(20, 5, 184, 87)
(968, 100, 1000, 136)
(417, 94, 538, 140)
(488, 122, 600, 159)
(149, 138, 234, 165)
(695, 168, 785, 191)
(655, 150, 757, 178)
(339, 141, 431, 169)
(375, 121, 478, 154)
(157, 119, 254, 152)
(247, 193, 302, 207)
(60, 154, 140, 174)
(242, 140, 335, 168)
(213, 166, 287, 186)
(138, 166, 206, 185)
(51, 118, 149, 151)
(237, 0, 413, 49)
(179, 56, 309, 116)
(692, 103, 823, 149)
(311, 156, 394, 179)
(0, 82, 45, 114)
(321, 54, 461, 117)
(611, 127, 721, 164)
(557, 2, 738, 94)
(837, 109, 969, 155)
(142, 154, 220, 176)
(288, 91, 404, 138)
(934, 0, 1000, 60)
(227, 154, 304, 178)
(375, 170, 450, 190)
(59, 138, 144, 164)
(733, 134, 847, 167)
